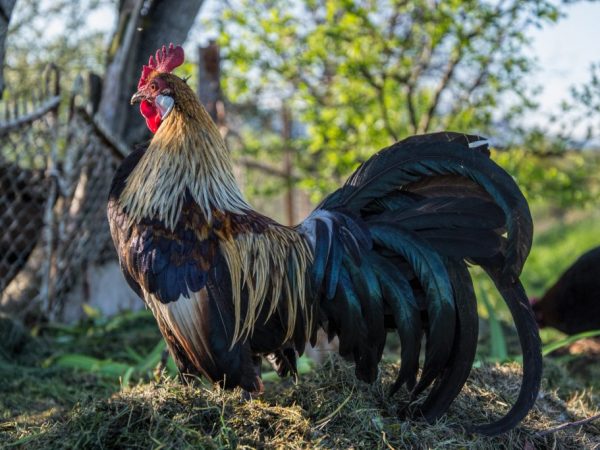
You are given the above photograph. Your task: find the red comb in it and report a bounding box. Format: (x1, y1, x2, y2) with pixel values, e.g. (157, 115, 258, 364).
(138, 43, 185, 88)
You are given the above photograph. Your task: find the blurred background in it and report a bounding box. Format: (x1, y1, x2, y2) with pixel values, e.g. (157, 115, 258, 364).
(1, 0, 600, 408)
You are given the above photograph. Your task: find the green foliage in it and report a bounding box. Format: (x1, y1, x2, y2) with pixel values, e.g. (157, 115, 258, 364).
(495, 62, 600, 209)
(4, 0, 109, 100)
(52, 340, 176, 387)
(493, 147, 600, 209)
(542, 330, 600, 357)
(212, 0, 565, 200)
(21, 309, 170, 387)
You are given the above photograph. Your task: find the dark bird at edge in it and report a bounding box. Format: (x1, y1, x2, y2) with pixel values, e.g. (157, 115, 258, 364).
(532, 246, 600, 335)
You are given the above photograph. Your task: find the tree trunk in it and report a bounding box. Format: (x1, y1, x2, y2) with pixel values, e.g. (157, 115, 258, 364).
(198, 41, 222, 124)
(0, 0, 17, 96)
(97, 0, 204, 148)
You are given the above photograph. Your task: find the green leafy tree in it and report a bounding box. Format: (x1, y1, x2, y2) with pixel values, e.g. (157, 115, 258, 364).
(3, 0, 109, 100)
(212, 0, 564, 200)
(493, 147, 599, 210)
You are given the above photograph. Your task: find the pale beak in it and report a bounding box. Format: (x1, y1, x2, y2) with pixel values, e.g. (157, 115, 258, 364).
(130, 91, 145, 105)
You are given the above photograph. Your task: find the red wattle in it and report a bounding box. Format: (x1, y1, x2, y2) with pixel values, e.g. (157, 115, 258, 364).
(140, 100, 161, 133)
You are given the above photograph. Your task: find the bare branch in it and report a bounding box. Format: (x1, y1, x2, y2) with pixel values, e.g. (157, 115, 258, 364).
(236, 156, 300, 181)
(443, 67, 489, 129)
(405, 82, 418, 134)
(377, 76, 398, 141)
(397, 30, 435, 134)
(443, 22, 509, 129)
(419, 0, 511, 134)
(225, 127, 300, 181)
(419, 47, 464, 133)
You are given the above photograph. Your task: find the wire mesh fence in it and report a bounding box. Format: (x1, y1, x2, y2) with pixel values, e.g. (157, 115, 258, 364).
(0, 69, 125, 321)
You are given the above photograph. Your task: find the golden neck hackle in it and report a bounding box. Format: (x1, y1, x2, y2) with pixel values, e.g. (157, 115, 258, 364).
(120, 98, 250, 229)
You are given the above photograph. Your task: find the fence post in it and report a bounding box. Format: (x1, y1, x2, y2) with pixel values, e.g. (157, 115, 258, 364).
(39, 65, 60, 319)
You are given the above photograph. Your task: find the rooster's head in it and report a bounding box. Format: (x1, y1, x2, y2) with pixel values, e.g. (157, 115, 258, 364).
(130, 43, 191, 133)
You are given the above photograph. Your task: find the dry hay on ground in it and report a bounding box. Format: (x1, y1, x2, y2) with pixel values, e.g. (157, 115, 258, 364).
(2, 355, 599, 449)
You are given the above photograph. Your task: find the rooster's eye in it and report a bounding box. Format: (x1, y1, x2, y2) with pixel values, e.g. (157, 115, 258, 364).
(150, 83, 158, 92)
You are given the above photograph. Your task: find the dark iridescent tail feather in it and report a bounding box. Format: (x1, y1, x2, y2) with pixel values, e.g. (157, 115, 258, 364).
(300, 132, 541, 435)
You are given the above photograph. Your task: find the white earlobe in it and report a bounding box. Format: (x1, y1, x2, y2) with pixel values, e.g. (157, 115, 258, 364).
(155, 94, 175, 119)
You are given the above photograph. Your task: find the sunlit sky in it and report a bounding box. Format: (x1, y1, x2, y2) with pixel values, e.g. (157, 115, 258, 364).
(527, 2, 600, 117)
(43, 1, 600, 134)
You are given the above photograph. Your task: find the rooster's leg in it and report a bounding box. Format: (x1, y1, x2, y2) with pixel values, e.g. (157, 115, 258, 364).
(240, 356, 265, 401)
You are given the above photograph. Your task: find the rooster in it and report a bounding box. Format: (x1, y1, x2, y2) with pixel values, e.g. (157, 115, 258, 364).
(532, 246, 600, 335)
(108, 44, 542, 436)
